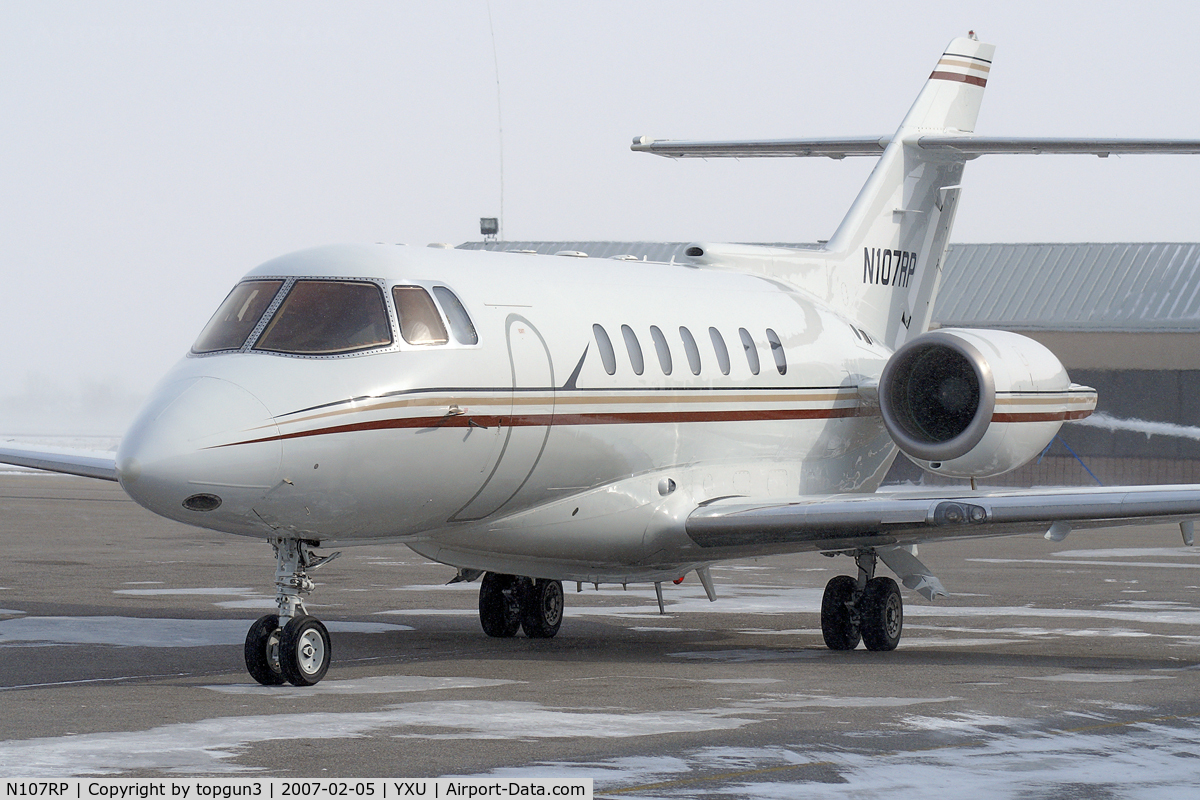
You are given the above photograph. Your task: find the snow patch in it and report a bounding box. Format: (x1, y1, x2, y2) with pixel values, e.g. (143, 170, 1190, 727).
(113, 587, 258, 597)
(669, 649, 824, 663)
(204, 675, 516, 696)
(0, 702, 758, 777)
(1025, 673, 1175, 683)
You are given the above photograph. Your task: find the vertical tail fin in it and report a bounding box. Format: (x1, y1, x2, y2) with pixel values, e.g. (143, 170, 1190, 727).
(824, 35, 994, 348)
(632, 34, 995, 348)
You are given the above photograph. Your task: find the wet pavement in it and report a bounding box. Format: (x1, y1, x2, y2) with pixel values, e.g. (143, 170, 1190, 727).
(3, 473, 1200, 795)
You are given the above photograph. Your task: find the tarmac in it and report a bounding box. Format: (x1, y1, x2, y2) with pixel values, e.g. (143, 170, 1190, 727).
(3, 472, 1200, 795)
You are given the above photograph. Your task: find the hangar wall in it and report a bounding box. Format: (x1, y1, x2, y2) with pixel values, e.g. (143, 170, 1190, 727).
(930, 243, 1200, 487)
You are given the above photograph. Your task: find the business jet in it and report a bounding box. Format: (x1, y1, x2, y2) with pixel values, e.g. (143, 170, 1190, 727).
(6, 33, 1200, 687)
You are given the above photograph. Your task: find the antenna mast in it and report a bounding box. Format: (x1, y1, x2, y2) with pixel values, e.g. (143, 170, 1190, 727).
(486, 0, 504, 240)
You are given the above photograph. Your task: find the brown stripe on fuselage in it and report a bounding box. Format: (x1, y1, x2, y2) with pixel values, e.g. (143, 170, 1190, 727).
(995, 395, 1093, 407)
(214, 405, 870, 448)
(261, 389, 858, 430)
(992, 410, 1094, 423)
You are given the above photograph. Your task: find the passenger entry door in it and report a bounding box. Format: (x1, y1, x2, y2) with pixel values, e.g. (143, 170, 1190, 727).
(452, 314, 554, 521)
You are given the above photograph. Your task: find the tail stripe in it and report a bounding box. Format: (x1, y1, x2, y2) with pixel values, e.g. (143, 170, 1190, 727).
(930, 70, 988, 88)
(930, 53, 992, 87)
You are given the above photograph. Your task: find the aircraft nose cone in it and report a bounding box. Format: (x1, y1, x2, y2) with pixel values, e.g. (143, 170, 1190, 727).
(117, 377, 281, 526)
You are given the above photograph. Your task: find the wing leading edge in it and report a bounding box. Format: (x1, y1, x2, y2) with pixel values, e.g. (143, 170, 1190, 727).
(687, 485, 1200, 553)
(0, 442, 119, 482)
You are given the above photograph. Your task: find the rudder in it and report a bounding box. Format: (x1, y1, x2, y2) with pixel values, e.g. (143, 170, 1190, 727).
(823, 35, 994, 348)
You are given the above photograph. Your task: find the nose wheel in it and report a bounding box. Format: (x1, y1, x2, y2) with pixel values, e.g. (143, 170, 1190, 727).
(278, 615, 331, 685)
(244, 613, 286, 685)
(244, 538, 339, 686)
(245, 613, 332, 686)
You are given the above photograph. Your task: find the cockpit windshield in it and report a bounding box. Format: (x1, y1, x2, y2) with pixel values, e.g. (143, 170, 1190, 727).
(192, 280, 284, 354)
(253, 280, 393, 355)
(191, 276, 477, 358)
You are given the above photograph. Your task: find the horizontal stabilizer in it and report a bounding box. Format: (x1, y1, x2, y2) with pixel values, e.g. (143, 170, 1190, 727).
(631, 135, 890, 159)
(0, 442, 119, 482)
(633, 135, 1200, 160)
(916, 136, 1200, 157)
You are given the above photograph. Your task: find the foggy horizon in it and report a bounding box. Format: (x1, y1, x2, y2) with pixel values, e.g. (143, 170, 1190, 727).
(4, 2, 1199, 437)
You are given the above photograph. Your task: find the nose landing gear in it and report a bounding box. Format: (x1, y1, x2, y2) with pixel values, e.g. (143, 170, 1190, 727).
(244, 537, 339, 686)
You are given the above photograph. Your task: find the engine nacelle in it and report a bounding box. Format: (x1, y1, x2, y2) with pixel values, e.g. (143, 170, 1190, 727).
(879, 328, 1096, 479)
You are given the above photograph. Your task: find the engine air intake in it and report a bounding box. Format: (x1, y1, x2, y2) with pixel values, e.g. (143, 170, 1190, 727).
(880, 332, 995, 463)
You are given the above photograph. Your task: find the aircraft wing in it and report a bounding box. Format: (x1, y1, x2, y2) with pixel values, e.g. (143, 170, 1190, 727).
(632, 135, 1200, 159)
(687, 484, 1200, 553)
(0, 441, 119, 482)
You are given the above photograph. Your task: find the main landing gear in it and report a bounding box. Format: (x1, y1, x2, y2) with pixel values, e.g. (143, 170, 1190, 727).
(245, 537, 340, 686)
(478, 572, 564, 639)
(821, 550, 903, 652)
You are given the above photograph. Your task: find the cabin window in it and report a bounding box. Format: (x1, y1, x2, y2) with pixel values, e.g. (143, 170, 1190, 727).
(621, 325, 644, 375)
(594, 324, 616, 375)
(739, 328, 760, 375)
(650, 325, 672, 375)
(766, 328, 787, 375)
(709, 327, 730, 376)
(192, 279, 284, 353)
(679, 326, 701, 375)
(392, 286, 450, 345)
(254, 280, 393, 355)
(432, 286, 478, 345)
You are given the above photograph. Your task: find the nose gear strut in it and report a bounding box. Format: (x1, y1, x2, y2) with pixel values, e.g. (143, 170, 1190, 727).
(272, 537, 340, 623)
(244, 537, 340, 686)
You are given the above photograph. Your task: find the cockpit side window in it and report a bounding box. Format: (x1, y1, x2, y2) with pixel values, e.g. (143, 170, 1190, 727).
(253, 280, 393, 355)
(192, 280, 284, 354)
(393, 286, 450, 345)
(432, 286, 478, 345)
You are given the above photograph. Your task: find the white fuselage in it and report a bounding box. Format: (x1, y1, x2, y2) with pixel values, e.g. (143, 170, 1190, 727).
(116, 243, 896, 582)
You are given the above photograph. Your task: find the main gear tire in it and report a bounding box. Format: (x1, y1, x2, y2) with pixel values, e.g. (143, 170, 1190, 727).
(520, 578, 564, 639)
(821, 575, 861, 651)
(479, 572, 522, 637)
(860, 576, 903, 652)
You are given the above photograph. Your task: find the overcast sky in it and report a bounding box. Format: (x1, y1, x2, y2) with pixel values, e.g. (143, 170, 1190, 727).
(3, 1, 1199, 435)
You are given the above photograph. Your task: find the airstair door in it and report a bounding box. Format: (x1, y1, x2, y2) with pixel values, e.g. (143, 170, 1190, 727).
(452, 315, 554, 520)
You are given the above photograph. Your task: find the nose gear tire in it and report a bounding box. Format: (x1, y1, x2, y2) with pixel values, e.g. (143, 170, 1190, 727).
(279, 614, 332, 686)
(245, 614, 286, 686)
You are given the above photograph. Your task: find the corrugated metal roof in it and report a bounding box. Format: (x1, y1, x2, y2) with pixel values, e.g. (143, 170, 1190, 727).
(936, 243, 1200, 332)
(457, 241, 1200, 332)
(458, 241, 692, 261)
